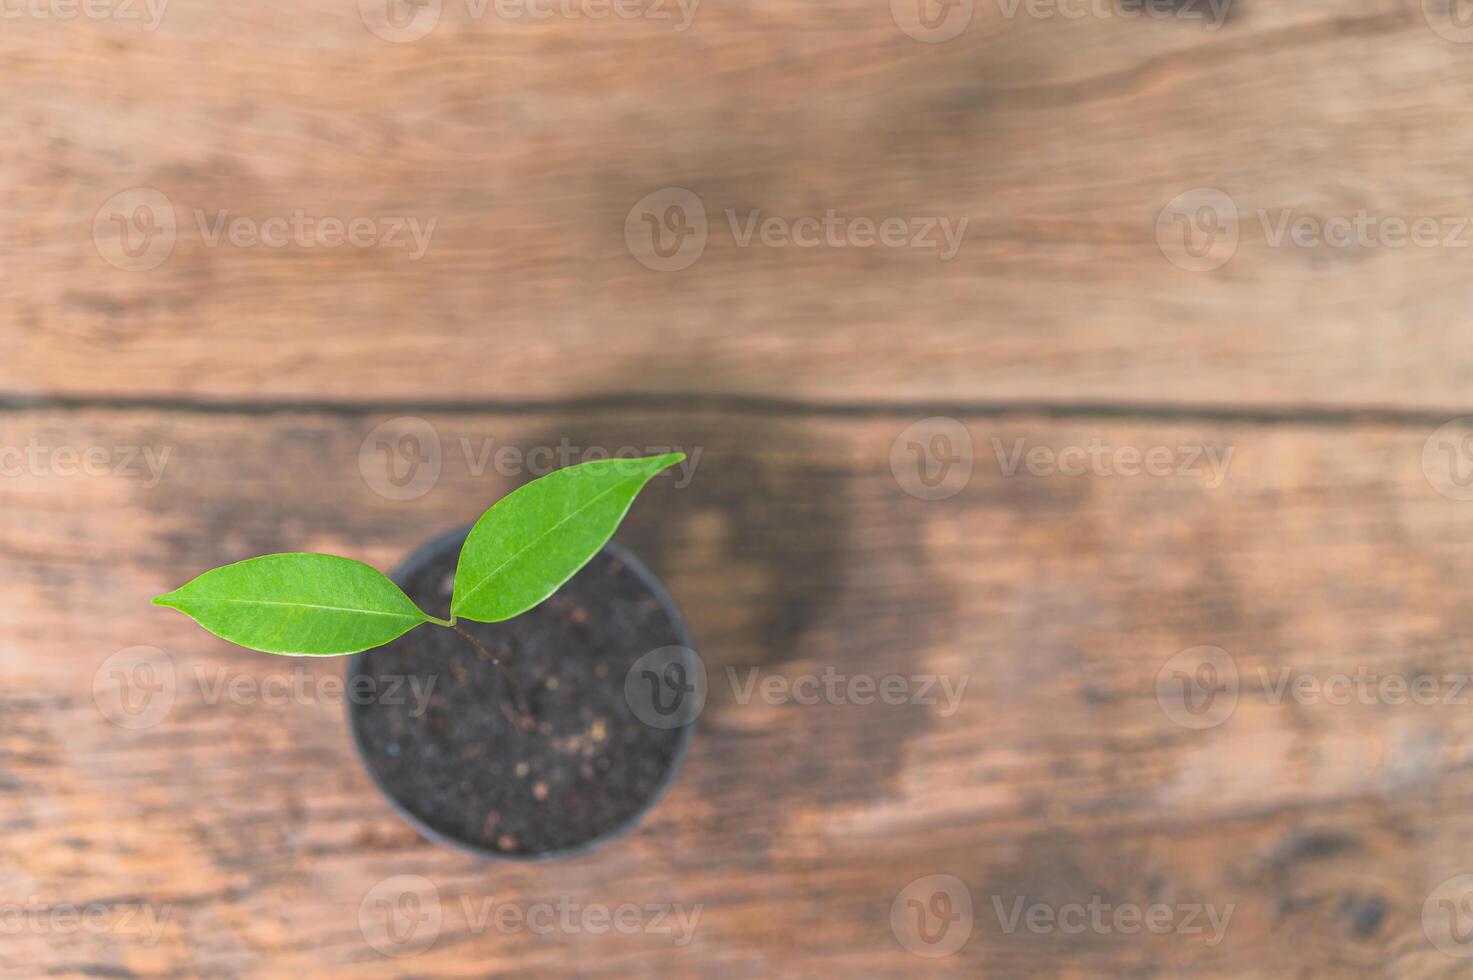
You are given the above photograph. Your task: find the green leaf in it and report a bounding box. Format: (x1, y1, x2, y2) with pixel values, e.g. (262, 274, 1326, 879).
(452, 453, 684, 622)
(153, 554, 438, 656)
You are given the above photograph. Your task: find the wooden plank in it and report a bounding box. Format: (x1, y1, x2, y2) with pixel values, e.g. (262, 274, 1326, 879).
(6, 1, 1473, 408)
(4, 405, 1473, 976)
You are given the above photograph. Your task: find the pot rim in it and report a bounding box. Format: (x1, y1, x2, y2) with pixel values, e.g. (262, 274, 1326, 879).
(345, 524, 699, 862)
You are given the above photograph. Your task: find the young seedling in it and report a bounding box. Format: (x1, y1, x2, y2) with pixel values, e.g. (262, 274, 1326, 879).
(153, 454, 684, 724)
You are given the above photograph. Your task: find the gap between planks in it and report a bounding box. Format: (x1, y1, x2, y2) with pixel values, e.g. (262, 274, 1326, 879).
(0, 391, 1468, 429)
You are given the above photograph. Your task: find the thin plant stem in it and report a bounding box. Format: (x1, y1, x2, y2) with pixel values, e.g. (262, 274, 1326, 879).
(451, 621, 535, 731)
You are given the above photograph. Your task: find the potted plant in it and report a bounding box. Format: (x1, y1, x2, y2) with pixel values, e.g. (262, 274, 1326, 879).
(153, 454, 701, 859)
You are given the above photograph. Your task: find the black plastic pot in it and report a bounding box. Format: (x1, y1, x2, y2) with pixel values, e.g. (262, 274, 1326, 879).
(346, 525, 699, 861)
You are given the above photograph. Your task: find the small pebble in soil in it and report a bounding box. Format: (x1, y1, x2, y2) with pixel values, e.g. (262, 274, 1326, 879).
(546, 676, 559, 691)
(533, 781, 549, 800)
(514, 762, 530, 778)
(590, 719, 607, 742)
(498, 834, 517, 852)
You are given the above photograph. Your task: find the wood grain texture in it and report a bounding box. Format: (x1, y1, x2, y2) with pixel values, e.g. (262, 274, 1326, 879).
(6, 0, 1473, 408)
(7, 1, 1473, 975)
(4, 406, 1473, 977)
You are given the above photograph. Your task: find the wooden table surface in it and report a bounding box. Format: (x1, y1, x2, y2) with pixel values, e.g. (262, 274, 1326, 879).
(8, 1, 1473, 976)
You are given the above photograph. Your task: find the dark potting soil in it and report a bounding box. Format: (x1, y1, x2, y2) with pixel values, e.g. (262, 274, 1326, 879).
(349, 540, 690, 857)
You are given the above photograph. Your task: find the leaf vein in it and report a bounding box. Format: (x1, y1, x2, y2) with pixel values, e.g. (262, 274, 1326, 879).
(455, 475, 641, 610)
(168, 597, 421, 622)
